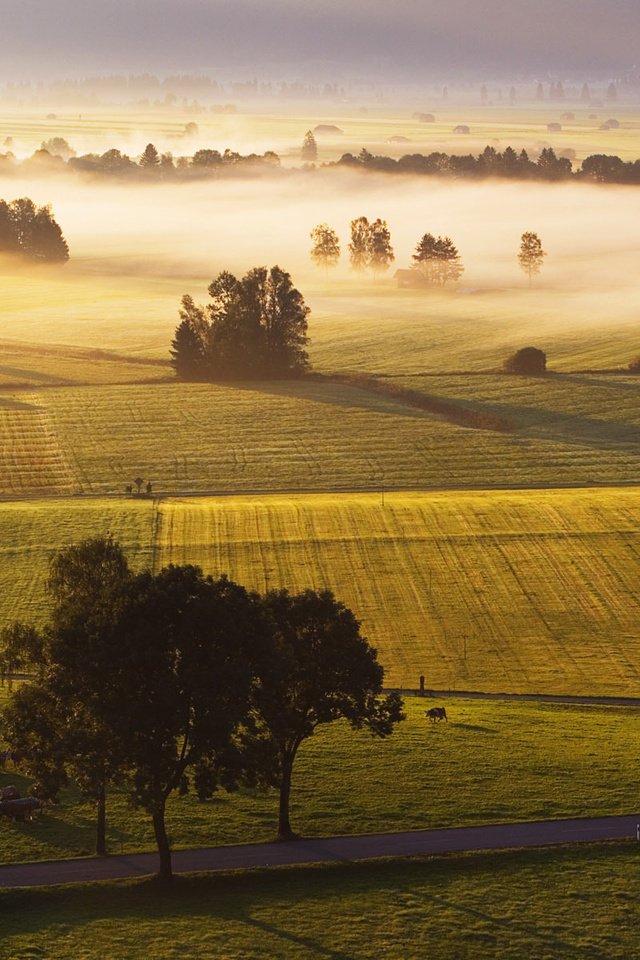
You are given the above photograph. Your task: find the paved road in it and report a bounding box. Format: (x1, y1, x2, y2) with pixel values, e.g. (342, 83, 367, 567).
(0, 815, 638, 889)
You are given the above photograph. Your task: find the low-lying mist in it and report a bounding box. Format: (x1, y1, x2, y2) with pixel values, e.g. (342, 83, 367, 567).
(1, 168, 639, 368)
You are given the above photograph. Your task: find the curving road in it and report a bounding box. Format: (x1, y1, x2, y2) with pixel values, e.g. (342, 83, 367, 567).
(0, 814, 638, 889)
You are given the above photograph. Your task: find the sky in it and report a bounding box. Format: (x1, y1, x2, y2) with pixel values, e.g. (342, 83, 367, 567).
(0, 0, 637, 81)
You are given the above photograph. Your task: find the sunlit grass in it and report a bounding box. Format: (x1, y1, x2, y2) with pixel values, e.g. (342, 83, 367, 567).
(1, 489, 639, 694)
(2, 370, 640, 500)
(1, 697, 639, 866)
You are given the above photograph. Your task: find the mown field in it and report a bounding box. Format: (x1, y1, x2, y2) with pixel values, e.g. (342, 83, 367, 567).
(2, 370, 640, 499)
(1, 697, 639, 865)
(1, 844, 639, 960)
(1, 489, 639, 694)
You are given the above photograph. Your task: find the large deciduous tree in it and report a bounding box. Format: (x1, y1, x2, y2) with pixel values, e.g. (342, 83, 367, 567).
(102, 566, 260, 880)
(244, 588, 405, 841)
(518, 232, 546, 287)
(1, 537, 132, 855)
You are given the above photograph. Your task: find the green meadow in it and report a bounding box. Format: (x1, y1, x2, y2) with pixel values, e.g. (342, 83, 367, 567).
(1, 697, 639, 865)
(1, 845, 639, 959)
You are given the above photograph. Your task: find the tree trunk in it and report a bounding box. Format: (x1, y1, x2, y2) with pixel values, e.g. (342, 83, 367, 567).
(277, 752, 298, 841)
(95, 784, 107, 856)
(152, 803, 173, 881)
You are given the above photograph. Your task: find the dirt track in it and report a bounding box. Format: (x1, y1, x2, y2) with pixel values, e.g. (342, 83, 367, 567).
(0, 814, 638, 889)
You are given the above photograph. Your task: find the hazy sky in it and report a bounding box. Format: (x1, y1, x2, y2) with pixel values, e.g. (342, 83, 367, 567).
(0, 0, 637, 80)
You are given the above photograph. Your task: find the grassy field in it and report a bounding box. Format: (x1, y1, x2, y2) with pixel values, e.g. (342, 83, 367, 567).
(1, 488, 639, 694)
(1, 844, 639, 959)
(1, 696, 639, 866)
(2, 371, 640, 499)
(0, 499, 155, 622)
(2, 102, 640, 163)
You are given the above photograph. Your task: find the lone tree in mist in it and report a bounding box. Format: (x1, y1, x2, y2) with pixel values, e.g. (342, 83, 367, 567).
(349, 216, 371, 272)
(139, 143, 160, 168)
(171, 266, 310, 381)
(310, 224, 340, 271)
(369, 219, 395, 275)
(0, 198, 69, 262)
(301, 130, 318, 162)
(40, 137, 75, 159)
(242, 588, 405, 841)
(412, 233, 464, 287)
(518, 231, 546, 287)
(504, 346, 547, 375)
(348, 217, 394, 275)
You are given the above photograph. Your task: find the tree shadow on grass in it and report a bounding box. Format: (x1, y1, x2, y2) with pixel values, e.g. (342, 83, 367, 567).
(419, 890, 597, 959)
(0, 395, 42, 411)
(0, 364, 73, 386)
(432, 389, 640, 454)
(220, 378, 447, 423)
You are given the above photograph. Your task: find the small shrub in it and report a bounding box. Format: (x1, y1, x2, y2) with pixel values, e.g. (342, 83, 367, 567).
(504, 347, 547, 375)
(629, 356, 640, 373)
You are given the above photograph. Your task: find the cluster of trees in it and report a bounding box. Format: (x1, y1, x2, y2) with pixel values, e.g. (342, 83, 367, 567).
(311, 225, 546, 289)
(0, 538, 403, 881)
(411, 234, 464, 287)
(0, 197, 69, 262)
(309, 219, 394, 275)
(170, 266, 310, 381)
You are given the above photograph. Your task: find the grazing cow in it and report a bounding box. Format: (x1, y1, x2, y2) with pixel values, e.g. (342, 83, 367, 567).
(0, 797, 42, 822)
(425, 706, 448, 723)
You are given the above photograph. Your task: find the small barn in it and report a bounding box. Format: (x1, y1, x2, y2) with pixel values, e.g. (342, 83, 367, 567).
(395, 269, 429, 288)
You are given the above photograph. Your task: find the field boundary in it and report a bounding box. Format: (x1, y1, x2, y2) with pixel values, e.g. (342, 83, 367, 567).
(2, 480, 640, 506)
(0, 814, 638, 890)
(387, 689, 640, 707)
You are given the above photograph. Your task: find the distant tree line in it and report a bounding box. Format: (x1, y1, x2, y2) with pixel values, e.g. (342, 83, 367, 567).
(171, 266, 310, 381)
(0, 142, 282, 181)
(6, 140, 640, 186)
(0, 197, 69, 262)
(0, 537, 403, 881)
(334, 146, 640, 185)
